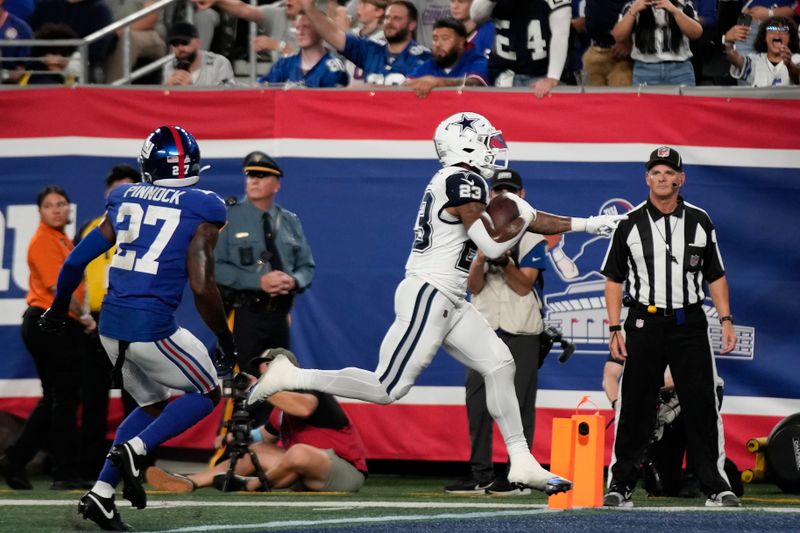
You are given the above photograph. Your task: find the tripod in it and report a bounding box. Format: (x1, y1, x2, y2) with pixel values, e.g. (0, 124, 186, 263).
(218, 385, 271, 492)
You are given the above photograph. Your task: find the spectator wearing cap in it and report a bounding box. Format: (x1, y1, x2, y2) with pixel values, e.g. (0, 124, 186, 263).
(146, 347, 367, 493)
(259, 13, 349, 87)
(163, 21, 234, 86)
(213, 152, 315, 371)
(601, 146, 739, 508)
(445, 168, 549, 496)
(404, 17, 488, 97)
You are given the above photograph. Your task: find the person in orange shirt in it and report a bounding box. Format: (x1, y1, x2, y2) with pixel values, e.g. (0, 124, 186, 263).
(0, 186, 96, 491)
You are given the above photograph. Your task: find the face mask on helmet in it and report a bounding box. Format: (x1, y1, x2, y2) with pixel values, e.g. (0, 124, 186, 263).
(434, 112, 509, 178)
(138, 125, 208, 187)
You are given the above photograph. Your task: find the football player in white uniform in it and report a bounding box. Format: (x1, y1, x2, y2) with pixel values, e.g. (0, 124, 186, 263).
(248, 111, 624, 494)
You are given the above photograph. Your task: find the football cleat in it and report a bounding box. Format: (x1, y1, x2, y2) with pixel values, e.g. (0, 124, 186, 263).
(78, 491, 131, 531)
(108, 443, 147, 509)
(246, 354, 298, 405)
(544, 476, 574, 496)
(507, 454, 573, 494)
(705, 490, 741, 507)
(444, 478, 494, 494)
(603, 488, 634, 508)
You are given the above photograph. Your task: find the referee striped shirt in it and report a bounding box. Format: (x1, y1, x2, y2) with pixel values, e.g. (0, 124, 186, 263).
(601, 198, 726, 311)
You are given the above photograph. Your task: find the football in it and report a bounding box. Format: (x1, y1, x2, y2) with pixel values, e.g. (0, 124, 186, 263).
(486, 192, 520, 230)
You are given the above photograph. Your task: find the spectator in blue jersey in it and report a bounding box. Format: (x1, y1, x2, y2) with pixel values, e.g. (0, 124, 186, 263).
(298, 0, 430, 85)
(0, 0, 33, 83)
(259, 14, 349, 87)
(404, 17, 488, 96)
(38, 126, 236, 531)
(471, 0, 573, 98)
(450, 0, 494, 58)
(5, 0, 34, 21)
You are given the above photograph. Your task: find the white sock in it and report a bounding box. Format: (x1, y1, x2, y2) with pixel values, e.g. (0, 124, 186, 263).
(128, 437, 147, 456)
(483, 362, 529, 457)
(92, 480, 115, 499)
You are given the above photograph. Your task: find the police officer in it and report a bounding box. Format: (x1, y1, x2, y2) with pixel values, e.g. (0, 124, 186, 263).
(214, 151, 315, 370)
(601, 146, 739, 508)
(445, 169, 548, 496)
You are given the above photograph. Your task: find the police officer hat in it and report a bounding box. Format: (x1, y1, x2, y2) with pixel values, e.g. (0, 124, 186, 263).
(249, 348, 299, 373)
(243, 151, 283, 178)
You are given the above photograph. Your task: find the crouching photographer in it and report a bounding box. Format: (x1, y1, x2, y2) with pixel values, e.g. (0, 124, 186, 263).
(146, 349, 367, 493)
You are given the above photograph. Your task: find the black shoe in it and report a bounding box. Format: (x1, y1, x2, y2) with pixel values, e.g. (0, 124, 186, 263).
(78, 491, 131, 531)
(705, 490, 741, 507)
(213, 473, 262, 492)
(603, 487, 634, 508)
(486, 477, 532, 496)
(108, 443, 147, 509)
(444, 478, 493, 494)
(0, 455, 32, 490)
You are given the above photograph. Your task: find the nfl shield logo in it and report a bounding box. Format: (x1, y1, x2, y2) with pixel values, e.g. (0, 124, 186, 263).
(636, 319, 644, 328)
(657, 147, 671, 158)
(690, 254, 700, 268)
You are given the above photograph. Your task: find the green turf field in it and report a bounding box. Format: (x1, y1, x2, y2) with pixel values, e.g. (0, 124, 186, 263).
(1, 475, 799, 532)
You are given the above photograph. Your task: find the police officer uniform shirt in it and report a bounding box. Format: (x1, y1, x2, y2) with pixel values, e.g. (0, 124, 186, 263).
(601, 196, 725, 312)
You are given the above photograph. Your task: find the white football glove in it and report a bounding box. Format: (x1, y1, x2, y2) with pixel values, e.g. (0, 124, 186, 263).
(571, 214, 627, 236)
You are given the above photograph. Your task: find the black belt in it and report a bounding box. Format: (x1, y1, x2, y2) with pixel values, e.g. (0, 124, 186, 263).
(631, 301, 702, 317)
(219, 286, 294, 313)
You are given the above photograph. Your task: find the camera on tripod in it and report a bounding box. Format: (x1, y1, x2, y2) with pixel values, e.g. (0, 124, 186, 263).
(539, 325, 576, 365)
(223, 373, 253, 444)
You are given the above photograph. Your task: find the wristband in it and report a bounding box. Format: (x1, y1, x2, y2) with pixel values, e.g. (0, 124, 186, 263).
(250, 428, 263, 443)
(768, 8, 774, 17)
(609, 325, 622, 332)
(570, 217, 587, 232)
(719, 315, 733, 324)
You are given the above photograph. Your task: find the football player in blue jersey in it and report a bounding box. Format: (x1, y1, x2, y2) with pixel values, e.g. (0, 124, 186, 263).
(405, 17, 489, 97)
(299, 0, 430, 85)
(259, 14, 349, 87)
(39, 126, 236, 531)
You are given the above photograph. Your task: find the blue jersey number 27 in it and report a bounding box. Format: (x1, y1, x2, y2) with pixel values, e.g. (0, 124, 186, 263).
(111, 202, 181, 275)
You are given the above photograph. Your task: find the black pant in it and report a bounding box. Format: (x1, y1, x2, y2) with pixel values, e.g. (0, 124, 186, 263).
(79, 325, 113, 480)
(610, 305, 730, 496)
(465, 331, 540, 482)
(232, 306, 290, 372)
(6, 307, 83, 481)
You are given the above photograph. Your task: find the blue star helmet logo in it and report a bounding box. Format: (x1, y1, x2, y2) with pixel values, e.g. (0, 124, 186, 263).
(451, 114, 478, 134)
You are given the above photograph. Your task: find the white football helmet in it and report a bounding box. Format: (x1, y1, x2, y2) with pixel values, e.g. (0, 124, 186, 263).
(434, 112, 509, 178)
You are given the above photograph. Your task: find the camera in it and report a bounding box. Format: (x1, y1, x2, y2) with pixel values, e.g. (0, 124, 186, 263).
(175, 59, 193, 72)
(539, 325, 576, 366)
(223, 373, 254, 445)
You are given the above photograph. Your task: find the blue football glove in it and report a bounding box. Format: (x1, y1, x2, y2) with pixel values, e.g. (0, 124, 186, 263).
(37, 307, 67, 335)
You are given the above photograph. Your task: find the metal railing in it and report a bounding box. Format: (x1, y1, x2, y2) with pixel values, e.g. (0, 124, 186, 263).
(0, 0, 187, 84)
(0, 0, 267, 86)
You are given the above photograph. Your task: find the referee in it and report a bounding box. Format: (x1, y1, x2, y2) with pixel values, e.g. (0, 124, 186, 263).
(600, 146, 739, 508)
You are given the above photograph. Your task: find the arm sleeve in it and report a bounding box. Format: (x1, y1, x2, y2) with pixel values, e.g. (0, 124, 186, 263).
(52, 228, 114, 313)
(546, 6, 572, 80)
(519, 240, 548, 270)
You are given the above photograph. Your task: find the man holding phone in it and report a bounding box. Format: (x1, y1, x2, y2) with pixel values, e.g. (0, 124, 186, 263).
(162, 21, 235, 86)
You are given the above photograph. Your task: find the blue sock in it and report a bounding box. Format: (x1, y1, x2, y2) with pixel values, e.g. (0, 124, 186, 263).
(138, 393, 214, 452)
(97, 407, 156, 487)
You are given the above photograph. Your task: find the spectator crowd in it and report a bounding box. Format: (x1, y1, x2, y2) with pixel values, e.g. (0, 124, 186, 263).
(1, 0, 799, 89)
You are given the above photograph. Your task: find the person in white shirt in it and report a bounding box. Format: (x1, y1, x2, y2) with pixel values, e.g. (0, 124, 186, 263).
(163, 21, 234, 86)
(724, 16, 799, 87)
